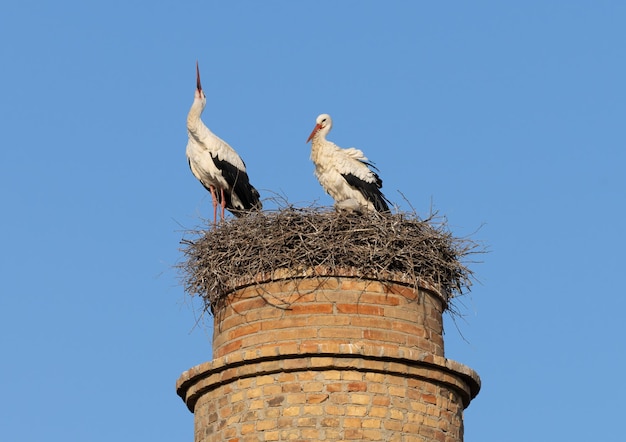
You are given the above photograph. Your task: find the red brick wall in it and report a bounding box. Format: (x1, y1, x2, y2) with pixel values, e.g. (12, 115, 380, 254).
(212, 277, 445, 360)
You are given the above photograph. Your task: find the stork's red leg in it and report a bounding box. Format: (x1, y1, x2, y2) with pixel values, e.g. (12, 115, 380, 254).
(209, 185, 218, 227)
(220, 188, 226, 221)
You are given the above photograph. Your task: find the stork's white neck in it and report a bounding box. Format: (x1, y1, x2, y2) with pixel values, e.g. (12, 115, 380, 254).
(186, 98, 214, 144)
(187, 96, 204, 123)
(310, 130, 338, 167)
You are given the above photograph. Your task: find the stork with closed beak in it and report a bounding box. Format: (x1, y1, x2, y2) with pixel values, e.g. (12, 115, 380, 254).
(186, 62, 262, 224)
(307, 113, 390, 213)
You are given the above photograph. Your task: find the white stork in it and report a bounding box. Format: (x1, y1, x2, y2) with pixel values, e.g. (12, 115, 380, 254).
(186, 62, 262, 223)
(306, 113, 390, 213)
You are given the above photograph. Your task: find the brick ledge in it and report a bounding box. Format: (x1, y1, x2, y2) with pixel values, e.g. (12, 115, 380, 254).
(177, 344, 480, 412)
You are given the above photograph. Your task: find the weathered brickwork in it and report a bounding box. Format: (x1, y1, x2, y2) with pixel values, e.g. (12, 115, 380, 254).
(177, 277, 480, 442)
(212, 277, 445, 360)
(188, 360, 468, 442)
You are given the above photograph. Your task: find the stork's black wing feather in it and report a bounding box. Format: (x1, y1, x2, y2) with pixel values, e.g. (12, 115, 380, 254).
(210, 154, 261, 215)
(341, 172, 390, 213)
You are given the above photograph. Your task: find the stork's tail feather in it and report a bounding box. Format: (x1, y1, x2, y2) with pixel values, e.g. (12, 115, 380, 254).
(227, 186, 262, 217)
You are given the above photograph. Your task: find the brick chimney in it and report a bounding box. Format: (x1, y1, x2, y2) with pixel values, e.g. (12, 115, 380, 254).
(176, 272, 480, 441)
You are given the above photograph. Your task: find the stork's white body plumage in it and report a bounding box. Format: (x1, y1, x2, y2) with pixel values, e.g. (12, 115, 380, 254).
(307, 114, 390, 213)
(186, 63, 261, 222)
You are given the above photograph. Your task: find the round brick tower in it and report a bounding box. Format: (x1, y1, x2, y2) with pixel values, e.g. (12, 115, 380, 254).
(176, 271, 480, 442)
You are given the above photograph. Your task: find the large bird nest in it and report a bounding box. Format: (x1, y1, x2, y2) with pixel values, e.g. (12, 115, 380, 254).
(179, 204, 483, 315)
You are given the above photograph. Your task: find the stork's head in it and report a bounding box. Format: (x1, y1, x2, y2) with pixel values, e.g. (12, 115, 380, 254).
(307, 113, 333, 143)
(194, 61, 207, 104)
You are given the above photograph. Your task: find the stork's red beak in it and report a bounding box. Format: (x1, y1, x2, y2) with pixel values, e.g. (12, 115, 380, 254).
(196, 61, 202, 92)
(307, 123, 322, 143)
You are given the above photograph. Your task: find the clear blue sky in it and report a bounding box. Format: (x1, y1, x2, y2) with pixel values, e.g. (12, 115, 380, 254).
(1, 2, 625, 441)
